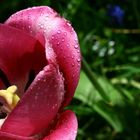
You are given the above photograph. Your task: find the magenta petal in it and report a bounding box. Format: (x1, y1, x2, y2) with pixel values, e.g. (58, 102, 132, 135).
(1, 64, 64, 136)
(5, 6, 81, 106)
(0, 24, 46, 94)
(0, 131, 34, 140)
(44, 110, 78, 140)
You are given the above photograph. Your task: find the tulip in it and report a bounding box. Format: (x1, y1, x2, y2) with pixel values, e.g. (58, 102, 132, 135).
(0, 6, 81, 140)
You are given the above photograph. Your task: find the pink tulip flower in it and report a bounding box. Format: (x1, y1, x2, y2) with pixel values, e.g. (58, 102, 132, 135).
(0, 6, 81, 140)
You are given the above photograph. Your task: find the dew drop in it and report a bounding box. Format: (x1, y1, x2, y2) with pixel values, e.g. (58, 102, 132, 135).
(40, 13, 43, 16)
(75, 38, 78, 42)
(28, 25, 31, 29)
(57, 30, 61, 34)
(64, 32, 67, 36)
(62, 38, 65, 42)
(40, 25, 44, 29)
(66, 22, 71, 26)
(67, 44, 70, 47)
(77, 50, 80, 53)
(72, 74, 75, 78)
(72, 63, 75, 67)
(74, 45, 78, 49)
(77, 58, 80, 62)
(37, 78, 41, 81)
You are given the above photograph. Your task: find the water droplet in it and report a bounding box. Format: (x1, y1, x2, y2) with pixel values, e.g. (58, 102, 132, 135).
(77, 58, 80, 62)
(67, 44, 70, 47)
(28, 25, 31, 29)
(64, 32, 67, 36)
(66, 21, 71, 26)
(75, 38, 78, 42)
(40, 25, 43, 29)
(43, 29, 47, 34)
(57, 30, 61, 34)
(77, 50, 80, 53)
(72, 63, 75, 67)
(40, 13, 43, 16)
(73, 130, 77, 134)
(74, 45, 78, 49)
(37, 78, 41, 81)
(45, 14, 49, 17)
(62, 38, 65, 42)
(51, 36, 54, 40)
(57, 42, 60, 45)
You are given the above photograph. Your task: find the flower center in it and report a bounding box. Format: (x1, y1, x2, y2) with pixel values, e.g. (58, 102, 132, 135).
(0, 85, 20, 114)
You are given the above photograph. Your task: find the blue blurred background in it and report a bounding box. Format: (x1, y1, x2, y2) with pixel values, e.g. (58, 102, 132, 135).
(1, 0, 140, 139)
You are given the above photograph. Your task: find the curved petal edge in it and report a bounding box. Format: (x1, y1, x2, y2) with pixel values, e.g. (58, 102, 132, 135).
(44, 110, 78, 140)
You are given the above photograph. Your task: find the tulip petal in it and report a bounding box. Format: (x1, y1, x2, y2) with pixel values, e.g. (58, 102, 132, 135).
(1, 64, 64, 137)
(0, 24, 46, 95)
(0, 131, 34, 140)
(5, 6, 81, 106)
(43, 110, 78, 140)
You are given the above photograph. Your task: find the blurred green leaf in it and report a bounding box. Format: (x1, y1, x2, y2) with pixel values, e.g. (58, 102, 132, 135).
(75, 71, 124, 132)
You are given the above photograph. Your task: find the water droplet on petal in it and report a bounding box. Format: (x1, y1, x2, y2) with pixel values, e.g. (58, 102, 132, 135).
(28, 25, 31, 29)
(62, 38, 65, 42)
(37, 78, 41, 81)
(66, 21, 71, 27)
(64, 32, 67, 36)
(57, 30, 61, 34)
(51, 35, 54, 40)
(67, 44, 70, 47)
(72, 63, 75, 67)
(75, 38, 78, 42)
(77, 50, 80, 53)
(77, 58, 80, 62)
(74, 45, 78, 49)
(72, 74, 75, 78)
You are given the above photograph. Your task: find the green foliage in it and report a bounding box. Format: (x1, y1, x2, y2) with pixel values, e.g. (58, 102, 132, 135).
(1, 0, 140, 139)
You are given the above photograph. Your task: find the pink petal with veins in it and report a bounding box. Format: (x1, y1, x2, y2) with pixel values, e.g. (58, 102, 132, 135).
(44, 110, 78, 140)
(5, 6, 81, 106)
(1, 64, 64, 136)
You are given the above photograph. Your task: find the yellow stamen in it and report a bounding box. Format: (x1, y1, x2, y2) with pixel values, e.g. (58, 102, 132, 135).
(0, 85, 20, 111)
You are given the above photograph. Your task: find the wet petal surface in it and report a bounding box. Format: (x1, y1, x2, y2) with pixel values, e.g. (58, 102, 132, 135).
(1, 64, 64, 137)
(5, 6, 81, 106)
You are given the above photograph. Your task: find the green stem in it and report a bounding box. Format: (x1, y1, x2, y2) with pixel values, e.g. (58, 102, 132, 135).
(82, 57, 110, 102)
